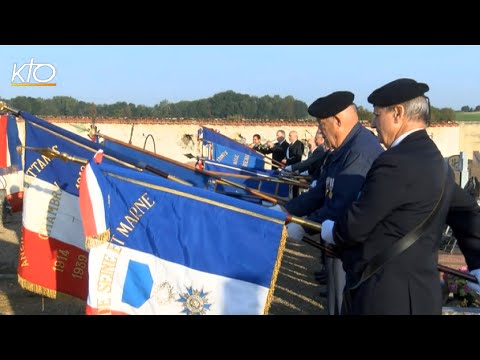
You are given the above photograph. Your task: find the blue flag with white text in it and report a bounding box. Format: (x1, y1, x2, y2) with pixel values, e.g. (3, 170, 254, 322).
(80, 158, 287, 315)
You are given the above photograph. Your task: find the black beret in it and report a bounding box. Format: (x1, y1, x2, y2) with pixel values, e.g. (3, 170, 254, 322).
(308, 91, 354, 119)
(367, 78, 429, 107)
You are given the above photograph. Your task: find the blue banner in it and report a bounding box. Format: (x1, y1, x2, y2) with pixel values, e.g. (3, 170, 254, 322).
(202, 127, 266, 170)
(81, 159, 287, 314)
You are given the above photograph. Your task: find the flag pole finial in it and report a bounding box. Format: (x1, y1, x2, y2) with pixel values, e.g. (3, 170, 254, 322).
(0, 102, 20, 116)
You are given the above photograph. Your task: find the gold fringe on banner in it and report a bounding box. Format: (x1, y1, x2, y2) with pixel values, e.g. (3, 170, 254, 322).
(18, 275, 57, 299)
(263, 225, 288, 315)
(85, 229, 111, 249)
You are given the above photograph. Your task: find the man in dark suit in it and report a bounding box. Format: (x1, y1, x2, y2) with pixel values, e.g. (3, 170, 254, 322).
(321, 78, 467, 314)
(283, 131, 305, 166)
(264, 130, 289, 170)
(282, 131, 305, 197)
(278, 91, 384, 315)
(284, 129, 328, 180)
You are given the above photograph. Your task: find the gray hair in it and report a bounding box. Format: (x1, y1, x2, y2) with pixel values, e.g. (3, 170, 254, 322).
(397, 96, 430, 124)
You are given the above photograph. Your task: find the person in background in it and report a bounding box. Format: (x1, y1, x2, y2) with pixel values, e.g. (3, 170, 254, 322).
(250, 134, 269, 154)
(282, 130, 304, 197)
(284, 129, 328, 180)
(264, 130, 289, 170)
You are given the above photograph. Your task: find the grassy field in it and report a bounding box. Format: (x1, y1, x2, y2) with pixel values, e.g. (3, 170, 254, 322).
(455, 112, 480, 121)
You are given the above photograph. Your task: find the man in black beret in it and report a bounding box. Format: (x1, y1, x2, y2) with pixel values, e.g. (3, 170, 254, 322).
(274, 90, 384, 315)
(320, 78, 480, 314)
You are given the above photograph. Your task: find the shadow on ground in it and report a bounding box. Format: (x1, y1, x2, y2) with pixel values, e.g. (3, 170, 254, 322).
(268, 239, 327, 315)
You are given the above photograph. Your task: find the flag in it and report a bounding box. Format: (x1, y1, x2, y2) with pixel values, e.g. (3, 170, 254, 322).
(101, 134, 278, 203)
(102, 135, 211, 189)
(18, 111, 147, 300)
(0, 114, 24, 212)
(202, 127, 267, 170)
(79, 157, 287, 315)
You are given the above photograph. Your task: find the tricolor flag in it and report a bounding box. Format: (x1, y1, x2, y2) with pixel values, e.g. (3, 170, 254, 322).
(18, 111, 147, 300)
(0, 114, 24, 212)
(79, 157, 287, 315)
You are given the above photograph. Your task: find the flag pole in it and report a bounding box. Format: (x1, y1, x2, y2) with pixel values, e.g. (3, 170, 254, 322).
(0, 101, 20, 116)
(0, 101, 194, 187)
(288, 215, 479, 284)
(201, 170, 311, 189)
(98, 132, 286, 204)
(1, 102, 275, 199)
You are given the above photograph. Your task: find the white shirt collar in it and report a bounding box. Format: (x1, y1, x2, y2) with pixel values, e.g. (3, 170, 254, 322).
(390, 128, 424, 148)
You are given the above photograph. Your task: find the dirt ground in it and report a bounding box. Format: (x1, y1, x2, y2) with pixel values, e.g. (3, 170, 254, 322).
(0, 212, 327, 315)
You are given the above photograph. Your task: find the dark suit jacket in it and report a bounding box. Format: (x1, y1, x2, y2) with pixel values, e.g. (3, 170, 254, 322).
(285, 140, 305, 166)
(291, 145, 327, 177)
(264, 140, 289, 168)
(334, 130, 456, 315)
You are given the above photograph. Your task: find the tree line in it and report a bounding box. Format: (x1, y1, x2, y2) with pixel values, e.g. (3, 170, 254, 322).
(461, 105, 480, 112)
(0, 91, 458, 122)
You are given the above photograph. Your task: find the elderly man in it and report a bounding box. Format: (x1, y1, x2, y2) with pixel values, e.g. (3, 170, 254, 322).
(282, 131, 305, 167)
(284, 129, 328, 180)
(264, 130, 289, 170)
(281, 91, 384, 315)
(321, 78, 472, 314)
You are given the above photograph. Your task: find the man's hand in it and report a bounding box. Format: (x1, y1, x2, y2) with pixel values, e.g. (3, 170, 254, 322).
(467, 268, 480, 294)
(321, 220, 335, 245)
(310, 180, 317, 188)
(287, 222, 305, 242)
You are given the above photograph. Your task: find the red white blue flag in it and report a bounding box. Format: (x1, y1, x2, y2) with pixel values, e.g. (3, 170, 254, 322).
(79, 155, 287, 315)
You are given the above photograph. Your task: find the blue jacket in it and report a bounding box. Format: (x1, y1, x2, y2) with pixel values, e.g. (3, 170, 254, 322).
(284, 123, 384, 225)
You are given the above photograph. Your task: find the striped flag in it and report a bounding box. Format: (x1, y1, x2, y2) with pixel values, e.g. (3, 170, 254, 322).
(18, 111, 145, 300)
(79, 156, 287, 315)
(0, 114, 23, 212)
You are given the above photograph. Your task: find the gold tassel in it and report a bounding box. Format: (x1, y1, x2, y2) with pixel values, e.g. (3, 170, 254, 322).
(263, 225, 288, 315)
(85, 229, 111, 249)
(18, 275, 57, 299)
(18, 275, 86, 301)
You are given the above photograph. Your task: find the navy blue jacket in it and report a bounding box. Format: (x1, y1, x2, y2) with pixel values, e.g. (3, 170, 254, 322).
(284, 123, 384, 225)
(291, 145, 328, 178)
(334, 130, 457, 315)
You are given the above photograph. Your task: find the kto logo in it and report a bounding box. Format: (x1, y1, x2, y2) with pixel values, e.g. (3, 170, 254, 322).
(11, 58, 56, 87)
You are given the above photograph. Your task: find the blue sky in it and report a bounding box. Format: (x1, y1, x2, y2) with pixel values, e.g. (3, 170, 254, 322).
(1, 45, 479, 110)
